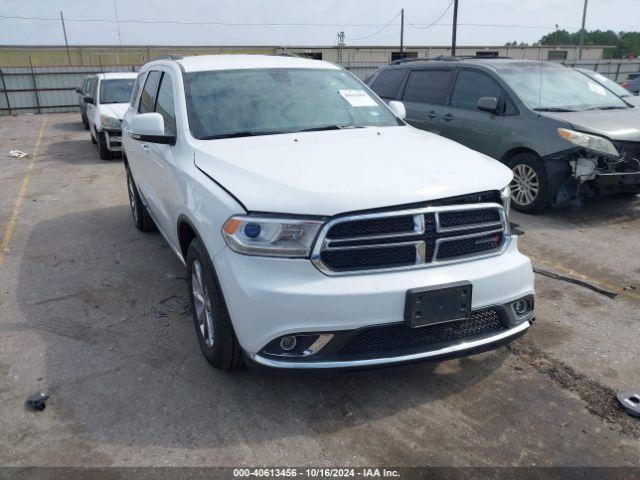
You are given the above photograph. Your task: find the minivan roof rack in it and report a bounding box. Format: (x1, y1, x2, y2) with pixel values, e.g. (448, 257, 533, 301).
(389, 55, 512, 65)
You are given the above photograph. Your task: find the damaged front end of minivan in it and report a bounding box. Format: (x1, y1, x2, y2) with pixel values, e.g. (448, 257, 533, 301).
(546, 129, 640, 207)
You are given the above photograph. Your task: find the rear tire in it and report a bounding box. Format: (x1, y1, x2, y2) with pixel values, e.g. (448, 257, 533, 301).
(126, 166, 156, 232)
(186, 237, 244, 370)
(97, 131, 114, 160)
(507, 153, 549, 213)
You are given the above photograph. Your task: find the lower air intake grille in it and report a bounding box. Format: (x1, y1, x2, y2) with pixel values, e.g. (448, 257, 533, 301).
(338, 308, 505, 357)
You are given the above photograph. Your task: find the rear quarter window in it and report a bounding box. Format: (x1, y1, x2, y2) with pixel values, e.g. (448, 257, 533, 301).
(369, 69, 406, 99)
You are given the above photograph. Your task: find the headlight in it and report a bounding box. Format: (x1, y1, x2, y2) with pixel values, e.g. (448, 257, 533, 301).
(500, 185, 511, 219)
(100, 115, 121, 130)
(557, 128, 618, 157)
(222, 215, 323, 257)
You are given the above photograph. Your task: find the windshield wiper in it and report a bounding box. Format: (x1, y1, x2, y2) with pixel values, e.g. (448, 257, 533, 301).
(200, 130, 284, 140)
(295, 125, 365, 133)
(586, 105, 628, 110)
(533, 107, 578, 112)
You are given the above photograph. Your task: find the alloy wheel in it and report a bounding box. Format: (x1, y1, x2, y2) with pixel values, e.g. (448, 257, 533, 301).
(191, 259, 215, 348)
(510, 164, 540, 206)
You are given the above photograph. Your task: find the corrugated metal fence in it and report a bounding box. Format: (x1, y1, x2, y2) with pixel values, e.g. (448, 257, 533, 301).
(2, 59, 640, 116)
(0, 64, 138, 115)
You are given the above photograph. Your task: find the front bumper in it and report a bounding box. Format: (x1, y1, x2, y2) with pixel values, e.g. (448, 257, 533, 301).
(104, 129, 122, 152)
(214, 236, 534, 368)
(249, 320, 531, 370)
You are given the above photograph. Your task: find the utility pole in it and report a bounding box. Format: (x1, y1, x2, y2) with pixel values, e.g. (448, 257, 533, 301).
(578, 0, 588, 60)
(60, 11, 71, 65)
(400, 9, 405, 59)
(451, 0, 459, 56)
(113, 0, 122, 47)
(337, 31, 345, 64)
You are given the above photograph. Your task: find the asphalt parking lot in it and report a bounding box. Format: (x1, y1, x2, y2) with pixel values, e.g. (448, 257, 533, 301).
(1, 113, 639, 467)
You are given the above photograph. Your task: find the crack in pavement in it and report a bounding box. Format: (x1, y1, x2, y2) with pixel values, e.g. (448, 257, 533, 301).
(508, 339, 640, 439)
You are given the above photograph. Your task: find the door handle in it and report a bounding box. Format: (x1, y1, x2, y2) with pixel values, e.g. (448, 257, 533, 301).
(427, 110, 437, 119)
(441, 113, 454, 122)
(141, 143, 150, 153)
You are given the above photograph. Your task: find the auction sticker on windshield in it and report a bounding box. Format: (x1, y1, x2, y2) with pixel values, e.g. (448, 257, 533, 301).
(339, 89, 378, 107)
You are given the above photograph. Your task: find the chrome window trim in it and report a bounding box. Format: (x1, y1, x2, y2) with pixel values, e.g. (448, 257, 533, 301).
(311, 202, 510, 276)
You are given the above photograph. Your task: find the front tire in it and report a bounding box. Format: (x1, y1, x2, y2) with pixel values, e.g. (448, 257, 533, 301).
(186, 237, 243, 370)
(508, 153, 549, 213)
(126, 167, 155, 232)
(82, 114, 89, 130)
(97, 131, 114, 160)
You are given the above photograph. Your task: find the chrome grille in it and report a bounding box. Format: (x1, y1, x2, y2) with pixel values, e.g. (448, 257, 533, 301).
(312, 202, 509, 275)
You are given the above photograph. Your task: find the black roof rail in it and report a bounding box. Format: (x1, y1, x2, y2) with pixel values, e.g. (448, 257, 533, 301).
(389, 57, 428, 65)
(151, 54, 183, 61)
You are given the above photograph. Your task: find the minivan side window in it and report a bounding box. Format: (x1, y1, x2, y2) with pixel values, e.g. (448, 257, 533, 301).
(451, 70, 503, 111)
(370, 69, 406, 99)
(138, 71, 162, 114)
(402, 70, 454, 105)
(154, 73, 176, 135)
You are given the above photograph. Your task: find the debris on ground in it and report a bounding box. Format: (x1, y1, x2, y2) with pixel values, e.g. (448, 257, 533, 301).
(7, 150, 29, 158)
(533, 267, 618, 299)
(25, 392, 49, 411)
(617, 390, 640, 419)
(153, 295, 191, 318)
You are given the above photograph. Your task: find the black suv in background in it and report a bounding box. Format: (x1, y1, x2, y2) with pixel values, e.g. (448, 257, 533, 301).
(367, 58, 640, 212)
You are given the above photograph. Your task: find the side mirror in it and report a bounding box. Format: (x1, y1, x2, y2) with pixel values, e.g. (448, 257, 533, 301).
(129, 113, 176, 145)
(388, 100, 407, 120)
(477, 96, 499, 114)
(75, 87, 83, 94)
(83, 95, 95, 105)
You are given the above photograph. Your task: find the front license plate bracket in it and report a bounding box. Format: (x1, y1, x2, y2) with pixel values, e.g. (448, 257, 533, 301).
(404, 281, 472, 328)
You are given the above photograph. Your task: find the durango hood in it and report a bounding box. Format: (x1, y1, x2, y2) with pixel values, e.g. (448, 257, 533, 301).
(99, 103, 129, 120)
(193, 126, 512, 216)
(541, 108, 640, 142)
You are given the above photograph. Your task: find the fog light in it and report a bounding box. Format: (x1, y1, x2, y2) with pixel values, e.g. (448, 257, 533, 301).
(280, 336, 297, 351)
(513, 299, 529, 316)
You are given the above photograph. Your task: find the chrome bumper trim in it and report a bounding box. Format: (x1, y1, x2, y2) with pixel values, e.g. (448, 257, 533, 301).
(249, 320, 531, 370)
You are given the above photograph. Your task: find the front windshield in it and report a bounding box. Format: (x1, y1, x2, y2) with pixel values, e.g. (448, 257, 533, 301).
(184, 68, 401, 139)
(100, 79, 135, 104)
(580, 70, 631, 97)
(500, 64, 628, 111)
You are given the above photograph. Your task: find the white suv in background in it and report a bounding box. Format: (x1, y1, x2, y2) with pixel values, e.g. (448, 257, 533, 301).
(84, 72, 137, 159)
(122, 54, 535, 371)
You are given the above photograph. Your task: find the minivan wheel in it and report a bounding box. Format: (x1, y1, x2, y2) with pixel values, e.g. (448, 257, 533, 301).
(186, 237, 244, 370)
(508, 153, 549, 213)
(125, 167, 156, 232)
(82, 114, 89, 130)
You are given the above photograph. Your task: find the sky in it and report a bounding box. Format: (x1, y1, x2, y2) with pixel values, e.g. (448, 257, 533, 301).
(1, 0, 639, 47)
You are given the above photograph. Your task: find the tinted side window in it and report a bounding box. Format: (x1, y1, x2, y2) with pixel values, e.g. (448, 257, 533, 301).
(155, 73, 176, 135)
(138, 71, 161, 114)
(130, 72, 146, 107)
(369, 69, 406, 99)
(450, 70, 503, 110)
(82, 78, 90, 93)
(402, 70, 454, 105)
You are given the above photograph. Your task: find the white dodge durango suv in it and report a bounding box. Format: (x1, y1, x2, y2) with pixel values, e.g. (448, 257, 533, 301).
(122, 54, 535, 371)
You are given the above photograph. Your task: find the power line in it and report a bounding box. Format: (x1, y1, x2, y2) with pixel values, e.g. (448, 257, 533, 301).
(405, 1, 454, 30)
(345, 12, 402, 41)
(0, 13, 399, 27)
